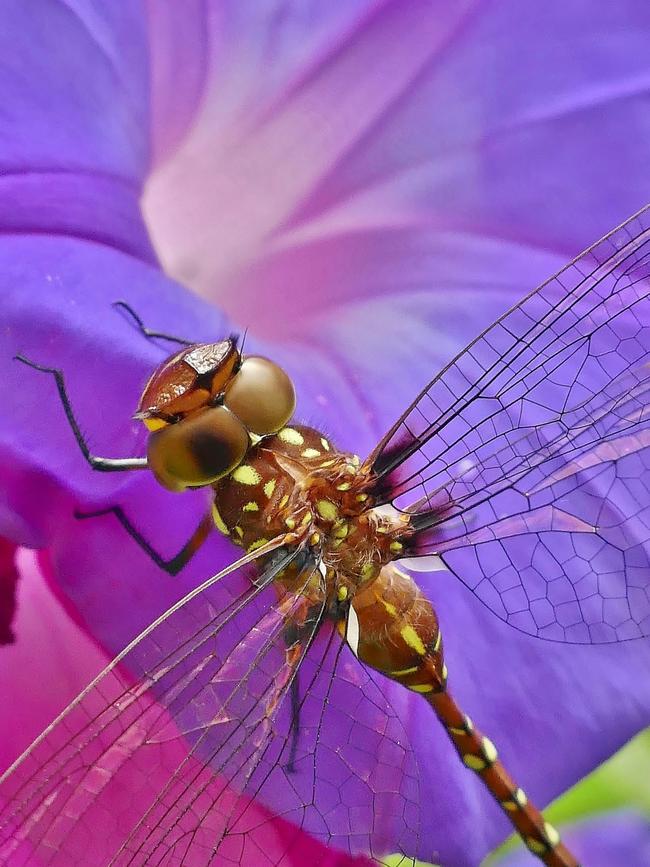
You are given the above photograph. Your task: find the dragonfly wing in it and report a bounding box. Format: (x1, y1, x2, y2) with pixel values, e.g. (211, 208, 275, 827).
(368, 205, 650, 643)
(0, 540, 314, 866)
(0, 541, 422, 866)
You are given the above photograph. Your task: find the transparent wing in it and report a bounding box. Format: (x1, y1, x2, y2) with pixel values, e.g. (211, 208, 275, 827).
(368, 204, 650, 643)
(0, 541, 421, 866)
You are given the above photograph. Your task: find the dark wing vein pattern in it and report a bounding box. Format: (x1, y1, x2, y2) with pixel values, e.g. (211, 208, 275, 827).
(371, 205, 650, 642)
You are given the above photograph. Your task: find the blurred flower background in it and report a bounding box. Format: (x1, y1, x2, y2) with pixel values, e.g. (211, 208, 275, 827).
(1, 1, 650, 865)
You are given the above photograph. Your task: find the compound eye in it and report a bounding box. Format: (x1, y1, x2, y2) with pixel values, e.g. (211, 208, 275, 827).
(147, 407, 248, 492)
(224, 357, 295, 436)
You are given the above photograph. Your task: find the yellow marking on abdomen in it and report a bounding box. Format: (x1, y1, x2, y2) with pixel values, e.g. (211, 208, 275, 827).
(400, 624, 427, 656)
(247, 538, 269, 553)
(408, 683, 434, 693)
(463, 753, 487, 771)
(544, 823, 560, 846)
(391, 665, 419, 676)
(482, 737, 498, 763)
(232, 465, 261, 486)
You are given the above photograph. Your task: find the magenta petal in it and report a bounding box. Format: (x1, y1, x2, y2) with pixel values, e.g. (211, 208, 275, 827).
(0, 550, 107, 774)
(0, 539, 18, 645)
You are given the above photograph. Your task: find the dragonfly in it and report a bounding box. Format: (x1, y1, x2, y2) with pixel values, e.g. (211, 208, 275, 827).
(1, 202, 649, 867)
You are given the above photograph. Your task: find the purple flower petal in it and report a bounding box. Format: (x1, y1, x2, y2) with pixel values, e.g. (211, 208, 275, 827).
(495, 812, 650, 867)
(0, 2, 154, 259)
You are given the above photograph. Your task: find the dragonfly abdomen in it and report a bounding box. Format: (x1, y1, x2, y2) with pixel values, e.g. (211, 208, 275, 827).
(348, 565, 579, 867)
(428, 690, 579, 867)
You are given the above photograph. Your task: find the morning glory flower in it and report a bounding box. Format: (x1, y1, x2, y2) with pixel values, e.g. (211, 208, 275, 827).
(1, 2, 650, 865)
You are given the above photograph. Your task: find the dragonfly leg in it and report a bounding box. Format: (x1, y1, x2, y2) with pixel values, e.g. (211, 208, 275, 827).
(75, 506, 213, 575)
(14, 355, 148, 473)
(425, 681, 580, 867)
(113, 301, 193, 346)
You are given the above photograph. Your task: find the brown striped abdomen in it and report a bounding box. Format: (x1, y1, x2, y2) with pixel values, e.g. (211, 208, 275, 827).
(349, 565, 579, 867)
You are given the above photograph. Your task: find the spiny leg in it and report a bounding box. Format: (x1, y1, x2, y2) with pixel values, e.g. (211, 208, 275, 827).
(75, 507, 213, 575)
(113, 301, 193, 346)
(14, 355, 147, 473)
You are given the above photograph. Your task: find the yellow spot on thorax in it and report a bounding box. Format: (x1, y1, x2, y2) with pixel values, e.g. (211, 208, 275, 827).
(400, 624, 427, 656)
(247, 538, 269, 553)
(232, 465, 261, 486)
(242, 501, 259, 512)
(302, 447, 321, 459)
(278, 427, 304, 445)
(263, 478, 276, 498)
(320, 437, 330, 451)
(316, 500, 338, 521)
(144, 417, 167, 432)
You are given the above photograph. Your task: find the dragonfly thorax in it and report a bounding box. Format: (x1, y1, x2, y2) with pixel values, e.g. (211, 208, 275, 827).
(211, 423, 410, 587)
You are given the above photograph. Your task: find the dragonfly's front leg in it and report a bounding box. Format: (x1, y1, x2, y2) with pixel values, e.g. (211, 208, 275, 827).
(344, 564, 580, 867)
(14, 355, 147, 472)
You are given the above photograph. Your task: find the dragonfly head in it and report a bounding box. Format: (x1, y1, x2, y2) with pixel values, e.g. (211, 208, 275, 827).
(135, 339, 296, 491)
